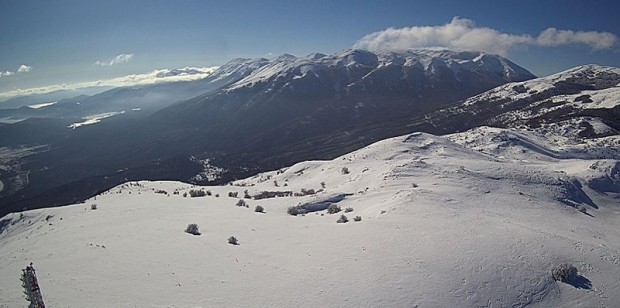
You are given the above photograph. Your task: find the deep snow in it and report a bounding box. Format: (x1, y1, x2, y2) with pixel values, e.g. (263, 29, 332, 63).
(1, 124, 619, 307)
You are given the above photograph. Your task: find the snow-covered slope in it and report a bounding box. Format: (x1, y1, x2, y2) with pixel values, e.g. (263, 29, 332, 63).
(1, 125, 619, 307)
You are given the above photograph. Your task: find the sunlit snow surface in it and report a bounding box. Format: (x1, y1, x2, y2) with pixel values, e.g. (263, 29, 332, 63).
(27, 102, 57, 109)
(67, 111, 125, 129)
(1, 125, 619, 307)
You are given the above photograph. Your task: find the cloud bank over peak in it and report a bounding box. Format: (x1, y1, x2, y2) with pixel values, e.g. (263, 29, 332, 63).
(354, 17, 619, 55)
(94, 53, 134, 66)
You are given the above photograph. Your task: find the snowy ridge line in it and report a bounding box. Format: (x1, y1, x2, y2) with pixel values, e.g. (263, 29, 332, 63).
(1, 124, 619, 306)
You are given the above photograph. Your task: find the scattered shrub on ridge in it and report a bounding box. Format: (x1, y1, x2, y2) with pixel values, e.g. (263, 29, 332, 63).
(236, 199, 249, 208)
(185, 223, 201, 236)
(552, 263, 578, 282)
(327, 204, 341, 214)
(337, 214, 348, 223)
(288, 206, 302, 216)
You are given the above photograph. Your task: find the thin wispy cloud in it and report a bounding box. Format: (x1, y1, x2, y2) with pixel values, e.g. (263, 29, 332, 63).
(354, 17, 619, 55)
(0, 66, 218, 100)
(17, 64, 33, 73)
(94, 53, 134, 66)
(536, 28, 618, 50)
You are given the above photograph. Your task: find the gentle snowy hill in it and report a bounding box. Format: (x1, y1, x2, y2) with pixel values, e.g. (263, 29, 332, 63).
(1, 125, 618, 307)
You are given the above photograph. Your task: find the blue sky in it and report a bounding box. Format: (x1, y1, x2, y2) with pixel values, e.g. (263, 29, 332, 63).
(1, 0, 619, 99)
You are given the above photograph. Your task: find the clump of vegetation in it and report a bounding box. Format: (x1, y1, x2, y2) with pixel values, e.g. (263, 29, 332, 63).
(185, 223, 201, 236)
(215, 194, 220, 197)
(206, 190, 212, 196)
(228, 191, 239, 198)
(353, 216, 362, 222)
(341, 167, 350, 174)
(183, 192, 188, 197)
(228, 236, 239, 245)
(253, 191, 293, 200)
(244, 190, 251, 199)
(255, 205, 265, 213)
(344, 207, 354, 213)
(236, 199, 249, 208)
(287, 206, 303, 216)
(327, 204, 341, 214)
(91, 204, 97, 210)
(577, 205, 587, 214)
(337, 214, 348, 223)
(552, 263, 578, 282)
(294, 188, 316, 197)
(320, 181, 326, 189)
(154, 189, 168, 195)
(189, 189, 207, 197)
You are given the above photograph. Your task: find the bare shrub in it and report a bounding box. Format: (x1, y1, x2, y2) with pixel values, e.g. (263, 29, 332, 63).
(91, 204, 97, 210)
(228, 192, 238, 198)
(341, 167, 349, 174)
(577, 205, 587, 214)
(353, 216, 362, 222)
(337, 214, 348, 223)
(327, 204, 341, 214)
(255, 205, 265, 213)
(189, 189, 207, 197)
(228, 236, 239, 245)
(236, 199, 249, 208)
(288, 206, 302, 216)
(185, 223, 201, 236)
(344, 207, 353, 213)
(552, 263, 578, 282)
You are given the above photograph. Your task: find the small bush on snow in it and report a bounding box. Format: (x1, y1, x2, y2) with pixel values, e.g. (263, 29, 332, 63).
(353, 216, 362, 222)
(287, 206, 302, 216)
(337, 214, 348, 223)
(228, 236, 239, 245)
(236, 199, 249, 207)
(91, 204, 97, 210)
(344, 207, 354, 213)
(327, 204, 341, 214)
(255, 205, 265, 213)
(341, 167, 350, 174)
(552, 263, 578, 282)
(577, 205, 587, 214)
(185, 223, 201, 236)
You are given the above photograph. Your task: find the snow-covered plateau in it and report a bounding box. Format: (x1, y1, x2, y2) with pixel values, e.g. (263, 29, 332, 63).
(1, 124, 619, 307)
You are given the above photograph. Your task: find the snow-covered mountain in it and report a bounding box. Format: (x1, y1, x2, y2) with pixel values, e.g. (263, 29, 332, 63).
(418, 64, 620, 138)
(1, 124, 618, 307)
(151, 49, 535, 152)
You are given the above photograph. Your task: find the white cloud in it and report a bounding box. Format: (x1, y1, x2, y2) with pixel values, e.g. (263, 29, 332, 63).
(94, 53, 134, 66)
(0, 66, 218, 100)
(17, 64, 33, 73)
(0, 64, 33, 78)
(354, 17, 618, 55)
(0, 71, 15, 78)
(536, 28, 618, 50)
